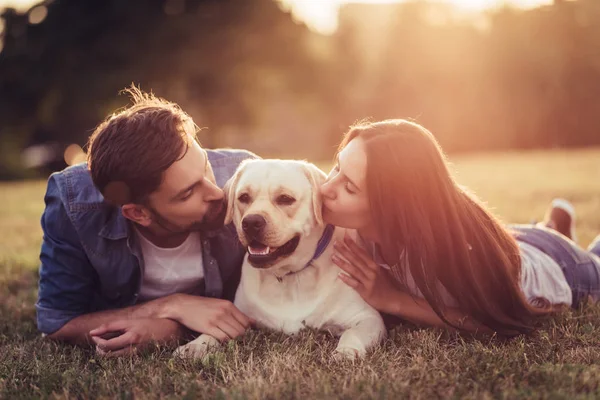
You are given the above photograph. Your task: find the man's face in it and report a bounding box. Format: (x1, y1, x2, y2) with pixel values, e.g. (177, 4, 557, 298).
(145, 141, 226, 234)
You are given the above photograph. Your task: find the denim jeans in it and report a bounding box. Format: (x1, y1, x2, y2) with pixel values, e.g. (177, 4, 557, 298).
(510, 224, 600, 308)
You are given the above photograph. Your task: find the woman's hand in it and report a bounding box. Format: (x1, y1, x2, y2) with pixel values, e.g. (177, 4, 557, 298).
(332, 232, 401, 314)
(332, 234, 492, 334)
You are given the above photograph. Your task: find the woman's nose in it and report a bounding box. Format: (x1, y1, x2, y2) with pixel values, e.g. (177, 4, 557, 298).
(320, 180, 335, 200)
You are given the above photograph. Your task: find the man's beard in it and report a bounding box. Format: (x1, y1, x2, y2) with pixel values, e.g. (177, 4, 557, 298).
(149, 200, 227, 235)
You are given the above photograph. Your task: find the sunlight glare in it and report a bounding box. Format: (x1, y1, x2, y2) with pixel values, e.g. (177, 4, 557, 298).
(279, 0, 555, 34)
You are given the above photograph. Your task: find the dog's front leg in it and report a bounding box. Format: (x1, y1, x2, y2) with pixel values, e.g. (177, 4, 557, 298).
(173, 333, 220, 359)
(334, 313, 386, 360)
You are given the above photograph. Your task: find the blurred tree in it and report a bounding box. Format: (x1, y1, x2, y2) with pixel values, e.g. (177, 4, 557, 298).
(334, 0, 600, 153)
(0, 0, 331, 178)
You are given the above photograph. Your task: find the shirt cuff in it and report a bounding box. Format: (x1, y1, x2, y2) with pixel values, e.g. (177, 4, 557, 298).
(35, 303, 81, 335)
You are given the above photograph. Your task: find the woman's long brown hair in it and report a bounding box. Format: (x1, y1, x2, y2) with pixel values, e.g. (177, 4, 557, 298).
(340, 119, 551, 336)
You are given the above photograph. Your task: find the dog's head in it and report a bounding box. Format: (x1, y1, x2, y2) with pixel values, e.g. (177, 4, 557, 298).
(224, 159, 327, 270)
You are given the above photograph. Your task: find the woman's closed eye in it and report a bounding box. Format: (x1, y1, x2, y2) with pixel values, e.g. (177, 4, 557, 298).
(345, 182, 356, 194)
(331, 163, 357, 194)
(180, 189, 193, 201)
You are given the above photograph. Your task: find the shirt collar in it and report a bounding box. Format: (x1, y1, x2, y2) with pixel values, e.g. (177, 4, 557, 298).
(98, 206, 129, 240)
(276, 224, 336, 282)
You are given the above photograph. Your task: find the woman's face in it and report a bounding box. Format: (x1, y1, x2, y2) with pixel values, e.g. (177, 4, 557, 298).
(320, 138, 372, 230)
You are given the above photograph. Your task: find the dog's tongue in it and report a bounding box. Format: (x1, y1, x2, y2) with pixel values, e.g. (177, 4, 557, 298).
(248, 244, 270, 256)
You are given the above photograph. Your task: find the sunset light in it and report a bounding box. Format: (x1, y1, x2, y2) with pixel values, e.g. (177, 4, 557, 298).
(2, 0, 600, 396)
(279, 0, 555, 34)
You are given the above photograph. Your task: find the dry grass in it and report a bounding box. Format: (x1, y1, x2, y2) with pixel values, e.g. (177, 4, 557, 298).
(1, 149, 600, 399)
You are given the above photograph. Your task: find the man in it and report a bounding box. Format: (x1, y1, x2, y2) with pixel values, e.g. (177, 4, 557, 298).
(36, 87, 257, 356)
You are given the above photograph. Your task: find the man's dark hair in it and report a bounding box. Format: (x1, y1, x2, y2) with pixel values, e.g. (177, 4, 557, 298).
(87, 85, 197, 205)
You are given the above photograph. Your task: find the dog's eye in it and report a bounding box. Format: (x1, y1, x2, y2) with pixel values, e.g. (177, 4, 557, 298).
(238, 193, 251, 204)
(276, 195, 296, 205)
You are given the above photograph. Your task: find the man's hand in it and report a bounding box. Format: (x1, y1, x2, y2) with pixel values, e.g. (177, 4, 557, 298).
(89, 318, 184, 357)
(164, 294, 252, 342)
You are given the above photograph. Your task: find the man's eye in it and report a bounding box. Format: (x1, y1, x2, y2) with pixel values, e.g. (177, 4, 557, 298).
(238, 193, 251, 204)
(181, 190, 193, 200)
(276, 195, 296, 205)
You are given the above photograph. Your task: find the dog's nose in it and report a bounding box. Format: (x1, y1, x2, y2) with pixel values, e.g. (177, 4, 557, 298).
(242, 214, 266, 237)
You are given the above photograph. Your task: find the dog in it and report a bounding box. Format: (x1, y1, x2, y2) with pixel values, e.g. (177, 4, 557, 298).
(174, 159, 386, 359)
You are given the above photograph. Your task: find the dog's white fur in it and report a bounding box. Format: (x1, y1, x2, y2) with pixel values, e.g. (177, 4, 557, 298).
(174, 159, 386, 359)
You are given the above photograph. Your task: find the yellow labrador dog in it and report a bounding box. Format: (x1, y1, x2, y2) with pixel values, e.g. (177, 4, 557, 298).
(175, 159, 386, 359)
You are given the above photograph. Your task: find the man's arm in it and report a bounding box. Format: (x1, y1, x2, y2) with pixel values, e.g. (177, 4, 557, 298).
(48, 293, 252, 347)
(36, 174, 98, 338)
(46, 295, 183, 346)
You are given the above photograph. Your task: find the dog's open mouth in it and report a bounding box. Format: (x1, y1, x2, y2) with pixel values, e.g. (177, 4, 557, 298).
(247, 235, 301, 267)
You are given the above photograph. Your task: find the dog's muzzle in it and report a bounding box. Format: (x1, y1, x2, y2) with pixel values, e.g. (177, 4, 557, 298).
(242, 214, 266, 240)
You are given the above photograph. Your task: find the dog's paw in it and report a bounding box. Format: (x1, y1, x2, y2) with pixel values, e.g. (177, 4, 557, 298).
(332, 346, 363, 361)
(173, 334, 220, 359)
(173, 343, 206, 359)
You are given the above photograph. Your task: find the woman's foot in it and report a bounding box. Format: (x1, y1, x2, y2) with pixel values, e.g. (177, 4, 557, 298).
(541, 198, 577, 242)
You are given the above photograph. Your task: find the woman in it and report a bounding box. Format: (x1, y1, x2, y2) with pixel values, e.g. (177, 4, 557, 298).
(321, 119, 600, 336)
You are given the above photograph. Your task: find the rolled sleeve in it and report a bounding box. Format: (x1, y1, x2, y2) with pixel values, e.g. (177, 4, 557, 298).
(36, 175, 95, 334)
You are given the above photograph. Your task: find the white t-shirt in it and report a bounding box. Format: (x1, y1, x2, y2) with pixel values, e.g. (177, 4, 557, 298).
(359, 234, 572, 308)
(136, 229, 205, 302)
(517, 241, 572, 307)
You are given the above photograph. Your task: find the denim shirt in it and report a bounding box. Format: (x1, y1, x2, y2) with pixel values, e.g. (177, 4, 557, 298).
(36, 149, 257, 334)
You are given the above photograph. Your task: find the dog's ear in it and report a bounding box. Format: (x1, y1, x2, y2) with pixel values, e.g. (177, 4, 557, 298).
(223, 162, 248, 225)
(302, 162, 327, 226)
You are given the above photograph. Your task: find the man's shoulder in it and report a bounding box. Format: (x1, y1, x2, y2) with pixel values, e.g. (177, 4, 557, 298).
(206, 148, 260, 188)
(47, 162, 105, 210)
(206, 148, 259, 166)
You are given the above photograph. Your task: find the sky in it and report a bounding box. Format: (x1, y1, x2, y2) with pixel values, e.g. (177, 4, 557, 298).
(279, 0, 555, 34)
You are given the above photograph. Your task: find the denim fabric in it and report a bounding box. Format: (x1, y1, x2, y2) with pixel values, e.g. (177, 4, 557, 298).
(510, 224, 600, 308)
(588, 235, 600, 259)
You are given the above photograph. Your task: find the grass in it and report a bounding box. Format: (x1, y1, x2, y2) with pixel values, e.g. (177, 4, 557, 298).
(1, 148, 600, 399)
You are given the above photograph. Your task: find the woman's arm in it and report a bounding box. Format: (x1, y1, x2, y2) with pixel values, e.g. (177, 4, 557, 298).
(332, 233, 492, 335)
(383, 288, 493, 334)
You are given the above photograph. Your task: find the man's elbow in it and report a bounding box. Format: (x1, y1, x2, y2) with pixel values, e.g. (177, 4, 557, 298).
(45, 329, 93, 347)
(42, 325, 73, 343)
(39, 320, 91, 347)
(43, 328, 66, 342)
